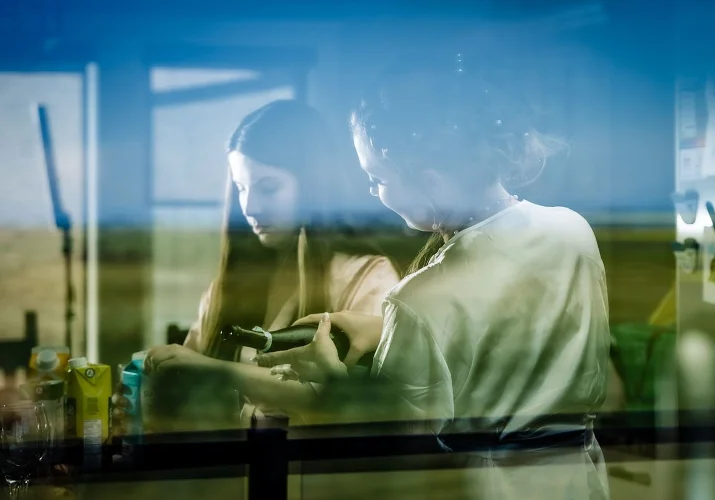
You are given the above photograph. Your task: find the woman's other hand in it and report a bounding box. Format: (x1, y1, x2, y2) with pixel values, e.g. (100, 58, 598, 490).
(145, 344, 222, 375)
(292, 311, 383, 366)
(255, 313, 348, 383)
(110, 382, 132, 438)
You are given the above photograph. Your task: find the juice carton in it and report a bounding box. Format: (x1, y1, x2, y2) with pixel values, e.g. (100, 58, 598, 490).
(120, 351, 146, 459)
(19, 379, 65, 442)
(139, 360, 156, 433)
(66, 357, 111, 469)
(29, 346, 70, 382)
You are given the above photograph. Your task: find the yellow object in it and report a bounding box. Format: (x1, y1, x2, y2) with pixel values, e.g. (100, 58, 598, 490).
(66, 358, 111, 444)
(28, 346, 70, 381)
(649, 282, 676, 327)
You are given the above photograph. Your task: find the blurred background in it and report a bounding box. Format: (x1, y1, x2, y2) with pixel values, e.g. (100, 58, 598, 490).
(1, 0, 714, 498)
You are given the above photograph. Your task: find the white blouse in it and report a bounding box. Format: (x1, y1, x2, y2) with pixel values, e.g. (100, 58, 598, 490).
(372, 200, 611, 498)
(374, 200, 610, 433)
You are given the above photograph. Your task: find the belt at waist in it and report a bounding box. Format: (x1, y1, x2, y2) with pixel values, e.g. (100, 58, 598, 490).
(437, 428, 593, 453)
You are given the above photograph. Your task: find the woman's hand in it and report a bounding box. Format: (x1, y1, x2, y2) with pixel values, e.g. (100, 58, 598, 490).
(144, 344, 228, 397)
(255, 313, 348, 384)
(292, 310, 384, 366)
(144, 344, 235, 424)
(145, 344, 222, 375)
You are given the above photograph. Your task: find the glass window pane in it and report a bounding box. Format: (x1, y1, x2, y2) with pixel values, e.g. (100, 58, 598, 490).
(0, 73, 84, 354)
(151, 67, 260, 93)
(151, 86, 294, 203)
(150, 67, 296, 348)
(149, 206, 224, 347)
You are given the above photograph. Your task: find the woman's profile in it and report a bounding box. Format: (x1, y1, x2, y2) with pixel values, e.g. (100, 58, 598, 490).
(260, 53, 612, 499)
(122, 100, 401, 430)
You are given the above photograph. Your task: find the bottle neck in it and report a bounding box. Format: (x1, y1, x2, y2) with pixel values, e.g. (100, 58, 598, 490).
(221, 325, 273, 353)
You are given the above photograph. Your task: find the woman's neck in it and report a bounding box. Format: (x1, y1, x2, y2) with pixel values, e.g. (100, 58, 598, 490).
(439, 184, 518, 243)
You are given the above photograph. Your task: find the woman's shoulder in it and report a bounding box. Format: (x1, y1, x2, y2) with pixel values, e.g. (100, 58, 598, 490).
(511, 200, 593, 233)
(381, 257, 446, 313)
(533, 203, 601, 261)
(327, 252, 401, 312)
(329, 252, 398, 278)
(500, 201, 602, 265)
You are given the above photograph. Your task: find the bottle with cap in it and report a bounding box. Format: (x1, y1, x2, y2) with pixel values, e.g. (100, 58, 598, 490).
(35, 350, 61, 380)
(66, 356, 111, 470)
(29, 346, 70, 382)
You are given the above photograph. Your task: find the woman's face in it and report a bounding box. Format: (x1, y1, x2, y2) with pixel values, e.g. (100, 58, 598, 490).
(228, 151, 300, 248)
(354, 137, 435, 232)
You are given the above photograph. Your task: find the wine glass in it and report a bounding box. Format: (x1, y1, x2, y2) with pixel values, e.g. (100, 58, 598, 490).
(0, 402, 52, 500)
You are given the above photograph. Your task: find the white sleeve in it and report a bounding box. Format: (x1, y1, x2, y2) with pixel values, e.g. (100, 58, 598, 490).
(371, 298, 454, 435)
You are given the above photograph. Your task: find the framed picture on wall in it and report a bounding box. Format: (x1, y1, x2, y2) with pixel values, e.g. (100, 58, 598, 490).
(677, 78, 712, 184)
(702, 79, 715, 179)
(678, 79, 707, 150)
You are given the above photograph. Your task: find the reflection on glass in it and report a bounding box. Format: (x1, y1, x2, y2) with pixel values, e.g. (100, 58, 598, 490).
(0, 402, 52, 500)
(151, 68, 261, 93)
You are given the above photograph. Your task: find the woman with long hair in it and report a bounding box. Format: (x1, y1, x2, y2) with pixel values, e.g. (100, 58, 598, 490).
(130, 100, 400, 430)
(258, 53, 612, 499)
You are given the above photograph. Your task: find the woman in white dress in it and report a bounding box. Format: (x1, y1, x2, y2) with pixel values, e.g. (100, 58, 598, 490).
(259, 54, 612, 499)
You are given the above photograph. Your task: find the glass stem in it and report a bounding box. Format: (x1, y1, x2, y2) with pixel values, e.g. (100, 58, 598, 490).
(5, 478, 29, 500)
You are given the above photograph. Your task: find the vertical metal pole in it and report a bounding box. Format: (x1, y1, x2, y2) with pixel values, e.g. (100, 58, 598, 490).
(247, 415, 288, 500)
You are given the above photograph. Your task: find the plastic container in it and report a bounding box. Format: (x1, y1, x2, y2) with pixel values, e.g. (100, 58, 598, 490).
(29, 346, 70, 381)
(120, 351, 147, 458)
